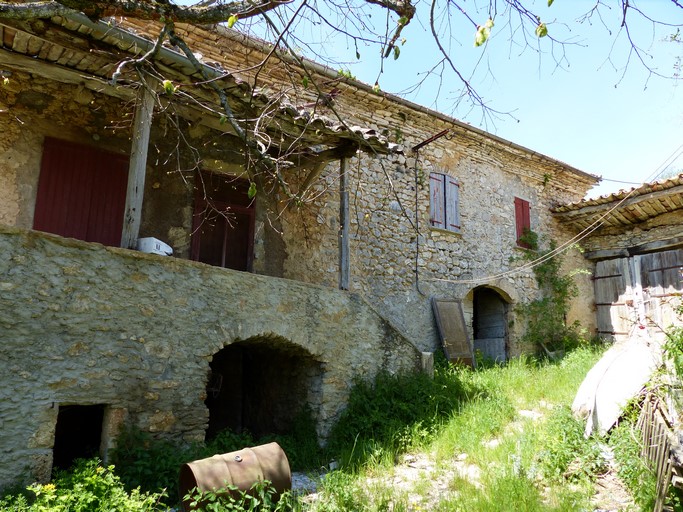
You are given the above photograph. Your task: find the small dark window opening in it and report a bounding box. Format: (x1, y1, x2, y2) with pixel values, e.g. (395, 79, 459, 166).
(52, 404, 105, 473)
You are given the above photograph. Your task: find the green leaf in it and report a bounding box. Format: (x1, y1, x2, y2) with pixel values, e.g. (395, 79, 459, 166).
(398, 16, 408, 26)
(536, 22, 548, 38)
(219, 115, 227, 125)
(548, 0, 554, 5)
(393, 46, 400, 60)
(162, 79, 175, 95)
(227, 15, 238, 28)
(485, 18, 494, 29)
(474, 26, 490, 47)
(302, 76, 309, 88)
(356, 50, 361, 59)
(372, 82, 381, 93)
(247, 182, 257, 199)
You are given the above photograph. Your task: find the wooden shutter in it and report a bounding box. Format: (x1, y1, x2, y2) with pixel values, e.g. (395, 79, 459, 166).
(33, 138, 128, 246)
(432, 298, 476, 368)
(429, 173, 445, 228)
(514, 197, 531, 247)
(446, 176, 460, 232)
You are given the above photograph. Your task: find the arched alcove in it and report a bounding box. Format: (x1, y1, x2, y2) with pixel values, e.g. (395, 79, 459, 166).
(472, 286, 510, 363)
(204, 336, 322, 440)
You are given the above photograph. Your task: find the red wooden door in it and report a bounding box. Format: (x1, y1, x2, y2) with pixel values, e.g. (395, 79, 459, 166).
(191, 173, 255, 271)
(33, 138, 128, 246)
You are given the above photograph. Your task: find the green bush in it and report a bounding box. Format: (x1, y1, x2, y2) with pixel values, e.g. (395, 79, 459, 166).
(110, 427, 197, 502)
(325, 365, 469, 466)
(515, 233, 589, 355)
(0, 459, 166, 511)
(183, 480, 299, 512)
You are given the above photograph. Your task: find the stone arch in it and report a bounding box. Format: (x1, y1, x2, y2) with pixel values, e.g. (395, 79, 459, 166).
(204, 333, 323, 440)
(463, 283, 515, 363)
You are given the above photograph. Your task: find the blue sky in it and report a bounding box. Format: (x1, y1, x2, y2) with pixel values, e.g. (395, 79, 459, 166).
(176, 0, 682, 199)
(316, 0, 683, 199)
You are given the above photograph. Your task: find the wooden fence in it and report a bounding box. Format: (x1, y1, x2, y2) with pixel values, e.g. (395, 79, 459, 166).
(637, 392, 677, 512)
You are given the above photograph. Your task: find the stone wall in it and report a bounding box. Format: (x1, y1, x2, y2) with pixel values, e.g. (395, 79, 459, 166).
(580, 210, 683, 254)
(0, 227, 421, 490)
(0, 63, 598, 358)
(278, 123, 597, 353)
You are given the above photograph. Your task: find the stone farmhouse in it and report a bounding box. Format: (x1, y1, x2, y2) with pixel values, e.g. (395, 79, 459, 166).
(0, 10, 600, 489)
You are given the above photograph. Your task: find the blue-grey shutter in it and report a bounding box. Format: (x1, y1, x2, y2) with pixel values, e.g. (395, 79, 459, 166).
(430, 173, 445, 228)
(446, 176, 460, 232)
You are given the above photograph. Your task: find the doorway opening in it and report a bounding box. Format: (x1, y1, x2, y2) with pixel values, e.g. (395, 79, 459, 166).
(52, 404, 105, 473)
(191, 172, 255, 271)
(472, 287, 509, 363)
(205, 337, 322, 441)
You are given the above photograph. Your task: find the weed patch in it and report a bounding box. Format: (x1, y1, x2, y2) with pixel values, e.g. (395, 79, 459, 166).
(0, 459, 166, 511)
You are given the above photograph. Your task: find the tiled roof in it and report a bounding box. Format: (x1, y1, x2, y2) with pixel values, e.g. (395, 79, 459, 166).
(552, 174, 683, 230)
(0, 12, 398, 156)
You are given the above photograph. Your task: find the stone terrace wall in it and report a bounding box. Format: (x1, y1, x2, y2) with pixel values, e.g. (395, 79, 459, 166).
(0, 228, 421, 490)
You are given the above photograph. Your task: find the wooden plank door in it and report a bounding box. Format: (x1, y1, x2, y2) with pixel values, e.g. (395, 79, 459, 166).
(593, 257, 636, 339)
(638, 249, 683, 330)
(33, 138, 128, 246)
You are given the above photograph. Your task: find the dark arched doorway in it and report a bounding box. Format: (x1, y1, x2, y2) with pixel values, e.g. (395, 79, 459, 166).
(205, 337, 322, 440)
(473, 287, 508, 363)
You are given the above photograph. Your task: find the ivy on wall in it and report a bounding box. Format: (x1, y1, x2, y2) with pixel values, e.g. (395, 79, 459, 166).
(516, 230, 587, 355)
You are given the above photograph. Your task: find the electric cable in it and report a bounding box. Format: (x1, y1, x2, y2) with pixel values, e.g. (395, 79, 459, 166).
(423, 142, 683, 286)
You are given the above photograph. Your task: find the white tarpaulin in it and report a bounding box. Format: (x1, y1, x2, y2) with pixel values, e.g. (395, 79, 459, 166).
(572, 335, 662, 436)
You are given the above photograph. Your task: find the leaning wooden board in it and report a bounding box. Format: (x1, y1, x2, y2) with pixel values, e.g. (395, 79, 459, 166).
(431, 298, 476, 368)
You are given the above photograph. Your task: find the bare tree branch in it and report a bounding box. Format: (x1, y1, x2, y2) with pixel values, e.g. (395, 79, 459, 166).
(0, 0, 291, 22)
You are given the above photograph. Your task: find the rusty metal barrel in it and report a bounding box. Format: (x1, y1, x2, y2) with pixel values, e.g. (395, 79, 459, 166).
(178, 442, 291, 510)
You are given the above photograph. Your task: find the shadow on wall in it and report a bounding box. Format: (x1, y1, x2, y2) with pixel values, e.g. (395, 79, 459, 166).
(204, 336, 323, 440)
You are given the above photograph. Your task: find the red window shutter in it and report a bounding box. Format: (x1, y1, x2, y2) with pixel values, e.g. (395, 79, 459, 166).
(446, 177, 460, 231)
(514, 197, 531, 247)
(429, 173, 445, 228)
(33, 138, 128, 246)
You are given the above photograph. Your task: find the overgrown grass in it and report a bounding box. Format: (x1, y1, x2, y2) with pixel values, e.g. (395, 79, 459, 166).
(608, 405, 657, 510)
(325, 359, 477, 468)
(316, 346, 606, 511)
(2, 347, 608, 511)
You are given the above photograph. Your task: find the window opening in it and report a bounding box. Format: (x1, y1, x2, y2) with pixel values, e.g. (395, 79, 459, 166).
(52, 404, 105, 473)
